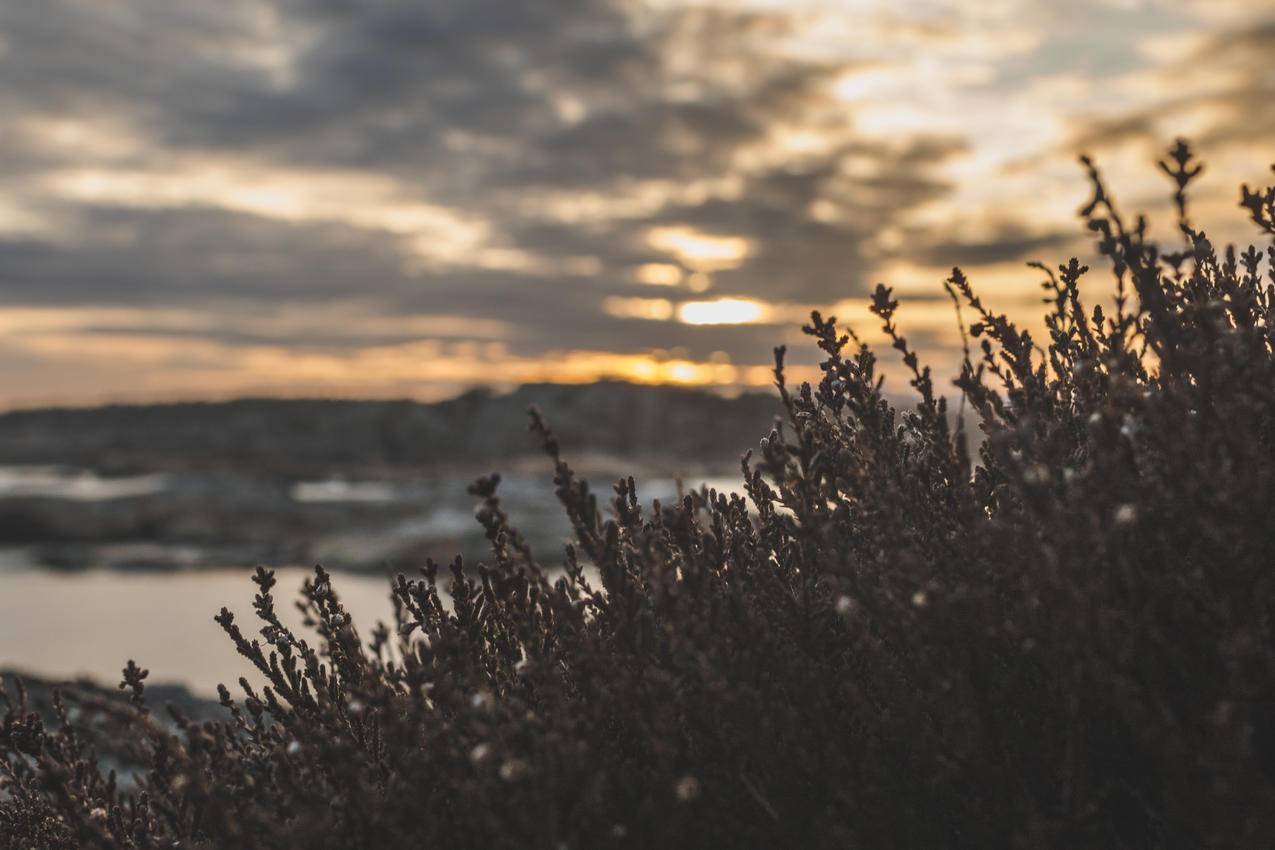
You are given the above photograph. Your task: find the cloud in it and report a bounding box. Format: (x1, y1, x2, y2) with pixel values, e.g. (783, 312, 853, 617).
(0, 204, 413, 305)
(0, 0, 971, 391)
(1059, 19, 1275, 154)
(914, 224, 1077, 267)
(0, 0, 1270, 404)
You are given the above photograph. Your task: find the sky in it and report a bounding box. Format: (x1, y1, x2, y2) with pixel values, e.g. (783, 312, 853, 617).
(0, 0, 1272, 407)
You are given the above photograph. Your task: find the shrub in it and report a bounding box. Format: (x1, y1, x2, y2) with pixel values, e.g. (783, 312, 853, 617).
(4, 142, 1275, 849)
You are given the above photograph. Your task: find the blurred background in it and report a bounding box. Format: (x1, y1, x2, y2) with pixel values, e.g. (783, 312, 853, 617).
(1, 0, 1272, 694)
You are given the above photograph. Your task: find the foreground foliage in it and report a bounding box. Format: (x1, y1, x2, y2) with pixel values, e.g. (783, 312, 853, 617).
(4, 143, 1275, 849)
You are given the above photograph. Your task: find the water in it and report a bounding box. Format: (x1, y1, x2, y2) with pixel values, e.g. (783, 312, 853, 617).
(0, 566, 400, 697)
(0, 466, 744, 506)
(0, 471, 749, 695)
(0, 465, 170, 500)
(290, 478, 399, 503)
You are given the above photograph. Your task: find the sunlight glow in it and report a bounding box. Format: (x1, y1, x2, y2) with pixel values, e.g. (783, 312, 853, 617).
(0, 326, 812, 407)
(647, 227, 751, 269)
(634, 263, 684, 286)
(603, 297, 676, 321)
(677, 298, 768, 326)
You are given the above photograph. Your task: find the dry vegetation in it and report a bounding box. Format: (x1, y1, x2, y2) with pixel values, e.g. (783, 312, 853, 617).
(4, 142, 1275, 848)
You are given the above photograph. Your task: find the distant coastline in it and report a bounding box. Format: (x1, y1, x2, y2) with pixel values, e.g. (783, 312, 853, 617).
(0, 382, 776, 572)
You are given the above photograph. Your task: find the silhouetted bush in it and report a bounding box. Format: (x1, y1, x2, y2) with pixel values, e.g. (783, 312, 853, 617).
(4, 142, 1275, 848)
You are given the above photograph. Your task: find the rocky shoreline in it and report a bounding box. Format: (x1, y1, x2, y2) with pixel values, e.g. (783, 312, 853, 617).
(0, 383, 771, 572)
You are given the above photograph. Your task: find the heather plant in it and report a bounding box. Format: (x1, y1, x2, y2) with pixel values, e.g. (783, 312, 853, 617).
(3, 142, 1275, 849)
